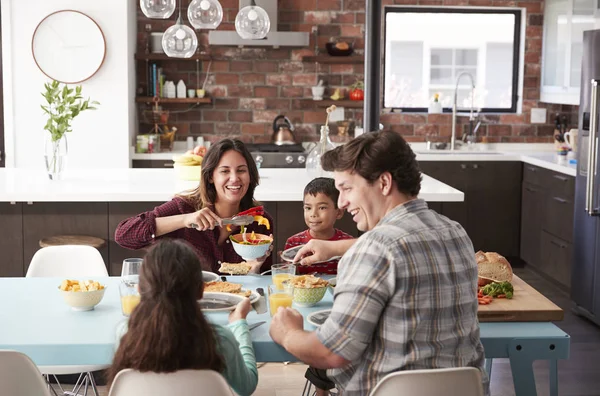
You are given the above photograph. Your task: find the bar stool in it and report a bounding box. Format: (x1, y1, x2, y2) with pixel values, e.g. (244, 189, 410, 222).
(39, 235, 106, 249)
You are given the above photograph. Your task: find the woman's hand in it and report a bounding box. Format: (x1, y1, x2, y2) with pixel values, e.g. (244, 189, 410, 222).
(247, 236, 274, 274)
(229, 298, 251, 323)
(184, 208, 222, 231)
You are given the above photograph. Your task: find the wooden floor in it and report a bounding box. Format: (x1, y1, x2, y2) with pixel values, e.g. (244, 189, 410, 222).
(54, 267, 600, 396)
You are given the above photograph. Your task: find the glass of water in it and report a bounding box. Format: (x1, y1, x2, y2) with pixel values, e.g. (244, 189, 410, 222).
(121, 258, 143, 285)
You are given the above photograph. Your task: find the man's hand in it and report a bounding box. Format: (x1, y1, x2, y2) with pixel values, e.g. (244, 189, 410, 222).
(293, 239, 356, 266)
(269, 307, 304, 346)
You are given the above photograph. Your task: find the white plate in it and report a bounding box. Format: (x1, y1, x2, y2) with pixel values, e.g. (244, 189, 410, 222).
(281, 245, 342, 265)
(306, 309, 331, 327)
(203, 271, 220, 283)
(199, 292, 245, 312)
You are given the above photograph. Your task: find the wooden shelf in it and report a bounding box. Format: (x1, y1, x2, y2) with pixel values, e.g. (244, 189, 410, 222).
(302, 55, 364, 64)
(136, 97, 212, 104)
(135, 53, 211, 61)
(314, 100, 363, 108)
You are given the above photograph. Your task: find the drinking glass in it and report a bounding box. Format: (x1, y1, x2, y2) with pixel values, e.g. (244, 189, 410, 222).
(271, 263, 296, 290)
(119, 282, 141, 317)
(267, 283, 293, 317)
(121, 258, 143, 284)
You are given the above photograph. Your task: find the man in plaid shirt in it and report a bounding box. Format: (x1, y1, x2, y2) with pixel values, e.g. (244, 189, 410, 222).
(269, 131, 488, 396)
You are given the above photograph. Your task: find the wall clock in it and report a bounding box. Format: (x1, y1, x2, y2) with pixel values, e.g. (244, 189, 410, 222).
(32, 10, 106, 84)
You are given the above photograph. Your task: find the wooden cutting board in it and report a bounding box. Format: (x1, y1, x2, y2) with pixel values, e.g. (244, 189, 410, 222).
(477, 275, 564, 322)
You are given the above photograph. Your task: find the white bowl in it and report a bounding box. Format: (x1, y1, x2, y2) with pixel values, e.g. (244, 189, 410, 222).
(59, 287, 106, 311)
(230, 233, 273, 260)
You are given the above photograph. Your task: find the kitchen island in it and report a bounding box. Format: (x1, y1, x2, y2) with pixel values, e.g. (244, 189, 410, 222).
(0, 168, 463, 277)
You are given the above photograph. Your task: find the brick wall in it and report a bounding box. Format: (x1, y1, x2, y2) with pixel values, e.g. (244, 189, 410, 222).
(136, 0, 577, 145)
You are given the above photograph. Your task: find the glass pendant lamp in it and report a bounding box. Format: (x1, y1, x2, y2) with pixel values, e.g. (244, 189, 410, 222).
(140, 0, 176, 19)
(162, 0, 198, 58)
(188, 0, 223, 29)
(235, 0, 270, 40)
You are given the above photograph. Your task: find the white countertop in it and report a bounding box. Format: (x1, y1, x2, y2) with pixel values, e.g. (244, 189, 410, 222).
(0, 168, 464, 203)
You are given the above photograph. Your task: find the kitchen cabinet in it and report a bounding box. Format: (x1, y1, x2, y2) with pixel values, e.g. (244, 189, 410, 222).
(0, 203, 24, 276)
(418, 161, 522, 259)
(541, 0, 599, 105)
(132, 159, 174, 169)
(519, 164, 574, 288)
(21, 202, 109, 275)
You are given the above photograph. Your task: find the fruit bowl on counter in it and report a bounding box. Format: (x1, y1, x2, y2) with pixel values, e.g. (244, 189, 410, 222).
(326, 41, 353, 56)
(173, 153, 203, 181)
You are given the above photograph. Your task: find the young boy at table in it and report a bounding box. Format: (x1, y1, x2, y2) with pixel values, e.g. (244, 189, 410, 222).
(283, 177, 354, 275)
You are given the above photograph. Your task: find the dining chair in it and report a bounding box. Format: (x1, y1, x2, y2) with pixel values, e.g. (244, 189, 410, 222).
(26, 245, 109, 396)
(0, 350, 52, 396)
(369, 367, 484, 396)
(108, 369, 235, 396)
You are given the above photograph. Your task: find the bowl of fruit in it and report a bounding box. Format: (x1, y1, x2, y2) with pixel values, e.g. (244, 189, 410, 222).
(326, 41, 353, 56)
(173, 146, 206, 181)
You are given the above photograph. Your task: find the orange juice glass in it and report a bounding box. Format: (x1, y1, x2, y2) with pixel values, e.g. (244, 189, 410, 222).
(271, 263, 295, 290)
(268, 283, 293, 316)
(119, 282, 141, 317)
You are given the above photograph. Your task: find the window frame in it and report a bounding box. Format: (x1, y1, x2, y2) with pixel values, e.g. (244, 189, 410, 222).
(382, 6, 522, 113)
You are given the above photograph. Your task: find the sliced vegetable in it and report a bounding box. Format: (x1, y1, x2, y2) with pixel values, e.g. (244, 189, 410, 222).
(254, 215, 270, 230)
(237, 206, 264, 217)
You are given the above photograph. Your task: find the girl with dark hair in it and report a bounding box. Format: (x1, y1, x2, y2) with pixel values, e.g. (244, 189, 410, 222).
(115, 138, 273, 274)
(108, 239, 258, 395)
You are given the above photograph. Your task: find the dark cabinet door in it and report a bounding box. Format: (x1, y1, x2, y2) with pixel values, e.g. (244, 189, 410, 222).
(541, 231, 572, 288)
(467, 162, 522, 257)
(520, 182, 544, 268)
(132, 160, 174, 168)
(108, 202, 164, 276)
(418, 161, 468, 230)
(22, 202, 109, 275)
(0, 203, 23, 276)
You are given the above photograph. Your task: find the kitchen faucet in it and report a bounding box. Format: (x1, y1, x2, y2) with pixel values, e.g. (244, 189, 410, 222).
(451, 72, 476, 151)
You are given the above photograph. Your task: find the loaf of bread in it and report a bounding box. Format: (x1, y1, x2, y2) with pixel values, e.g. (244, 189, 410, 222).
(475, 251, 513, 286)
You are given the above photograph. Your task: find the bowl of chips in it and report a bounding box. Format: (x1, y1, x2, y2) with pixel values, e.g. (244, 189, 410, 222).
(229, 232, 273, 260)
(58, 279, 106, 311)
(289, 275, 328, 307)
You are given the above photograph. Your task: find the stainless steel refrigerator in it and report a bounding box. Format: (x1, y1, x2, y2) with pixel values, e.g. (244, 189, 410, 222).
(572, 29, 600, 325)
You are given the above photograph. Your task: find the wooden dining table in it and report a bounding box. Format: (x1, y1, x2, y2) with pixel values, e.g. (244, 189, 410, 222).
(0, 275, 569, 396)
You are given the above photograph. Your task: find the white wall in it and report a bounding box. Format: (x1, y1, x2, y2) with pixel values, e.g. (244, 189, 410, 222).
(1, 0, 136, 169)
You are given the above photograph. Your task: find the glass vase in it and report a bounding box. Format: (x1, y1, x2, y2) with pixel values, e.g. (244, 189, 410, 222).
(306, 125, 335, 179)
(44, 134, 67, 180)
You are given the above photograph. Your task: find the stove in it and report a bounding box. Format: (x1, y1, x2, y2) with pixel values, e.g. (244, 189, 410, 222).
(246, 143, 307, 168)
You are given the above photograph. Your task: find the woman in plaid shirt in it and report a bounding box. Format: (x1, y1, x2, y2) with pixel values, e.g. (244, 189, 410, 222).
(115, 138, 273, 274)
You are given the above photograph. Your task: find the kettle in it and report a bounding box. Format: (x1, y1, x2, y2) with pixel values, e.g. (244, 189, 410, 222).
(272, 115, 296, 145)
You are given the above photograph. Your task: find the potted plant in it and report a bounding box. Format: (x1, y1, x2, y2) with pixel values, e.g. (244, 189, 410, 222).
(41, 81, 99, 180)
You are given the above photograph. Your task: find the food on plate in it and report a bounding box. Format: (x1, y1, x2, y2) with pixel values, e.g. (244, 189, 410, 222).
(204, 281, 252, 297)
(60, 279, 105, 292)
(289, 275, 329, 289)
(219, 261, 252, 275)
(475, 251, 513, 286)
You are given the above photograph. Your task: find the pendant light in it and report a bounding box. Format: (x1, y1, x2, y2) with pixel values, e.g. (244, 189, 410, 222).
(140, 0, 176, 19)
(235, 0, 270, 40)
(162, 0, 198, 58)
(188, 0, 223, 30)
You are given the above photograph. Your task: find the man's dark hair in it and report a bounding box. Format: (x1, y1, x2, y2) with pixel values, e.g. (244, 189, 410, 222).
(304, 177, 340, 208)
(321, 130, 422, 197)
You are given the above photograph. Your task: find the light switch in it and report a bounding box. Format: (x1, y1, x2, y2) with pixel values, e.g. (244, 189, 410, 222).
(531, 108, 547, 124)
(328, 106, 345, 122)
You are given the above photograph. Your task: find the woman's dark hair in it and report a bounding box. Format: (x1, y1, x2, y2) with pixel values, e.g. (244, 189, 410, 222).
(107, 239, 224, 387)
(304, 177, 340, 208)
(181, 138, 260, 211)
(321, 130, 422, 197)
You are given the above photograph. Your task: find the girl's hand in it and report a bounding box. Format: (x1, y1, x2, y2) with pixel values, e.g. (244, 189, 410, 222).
(184, 208, 222, 231)
(229, 298, 251, 323)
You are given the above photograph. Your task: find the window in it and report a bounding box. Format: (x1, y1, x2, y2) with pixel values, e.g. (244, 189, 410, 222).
(383, 7, 522, 113)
